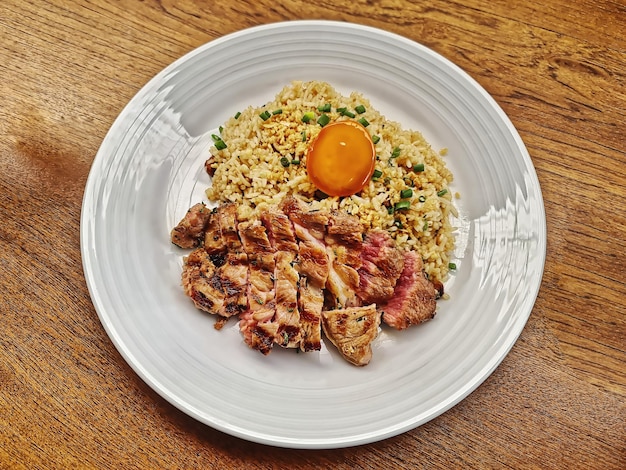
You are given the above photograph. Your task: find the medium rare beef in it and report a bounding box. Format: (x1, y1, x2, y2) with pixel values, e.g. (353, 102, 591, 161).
(379, 250, 437, 330)
(171, 203, 212, 248)
(356, 230, 405, 305)
(321, 304, 381, 366)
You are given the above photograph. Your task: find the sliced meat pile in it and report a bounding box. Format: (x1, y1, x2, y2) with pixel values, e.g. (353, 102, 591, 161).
(170, 196, 439, 366)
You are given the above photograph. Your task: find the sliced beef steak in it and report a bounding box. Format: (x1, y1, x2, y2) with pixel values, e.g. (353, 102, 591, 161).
(321, 304, 381, 366)
(171, 203, 212, 248)
(379, 250, 437, 330)
(356, 230, 405, 305)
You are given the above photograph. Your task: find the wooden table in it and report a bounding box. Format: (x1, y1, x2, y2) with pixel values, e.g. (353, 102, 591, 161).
(1, 0, 624, 468)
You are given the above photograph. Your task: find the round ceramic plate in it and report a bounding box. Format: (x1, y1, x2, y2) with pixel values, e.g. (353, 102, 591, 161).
(81, 20, 546, 449)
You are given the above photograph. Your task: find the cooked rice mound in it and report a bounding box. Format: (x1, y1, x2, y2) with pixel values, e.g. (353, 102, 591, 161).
(206, 81, 456, 282)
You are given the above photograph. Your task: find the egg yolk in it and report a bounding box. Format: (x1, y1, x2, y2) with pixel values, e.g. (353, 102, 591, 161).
(306, 121, 376, 197)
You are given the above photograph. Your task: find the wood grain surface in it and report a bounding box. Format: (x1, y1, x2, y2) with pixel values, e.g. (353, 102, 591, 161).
(1, 0, 624, 468)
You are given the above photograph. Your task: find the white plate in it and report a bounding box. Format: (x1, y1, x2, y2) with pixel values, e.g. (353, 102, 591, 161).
(81, 20, 546, 449)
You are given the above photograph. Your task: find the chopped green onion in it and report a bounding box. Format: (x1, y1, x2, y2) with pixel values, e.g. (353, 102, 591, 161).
(423, 220, 429, 231)
(280, 157, 290, 167)
(211, 134, 221, 142)
(400, 189, 413, 199)
(342, 110, 356, 118)
(437, 189, 448, 197)
(301, 130, 307, 142)
(317, 103, 331, 112)
(272, 109, 283, 115)
(387, 205, 394, 215)
(372, 169, 383, 179)
(394, 200, 411, 211)
(413, 163, 425, 172)
(259, 110, 272, 121)
(317, 114, 331, 127)
(358, 117, 370, 127)
(393, 219, 403, 229)
(355, 105, 366, 114)
(448, 262, 457, 270)
(371, 135, 381, 144)
(418, 195, 426, 203)
(390, 147, 401, 159)
(214, 140, 227, 150)
(234, 111, 241, 119)
(218, 126, 224, 133)
(291, 159, 300, 165)
(302, 111, 315, 123)
(336, 107, 347, 113)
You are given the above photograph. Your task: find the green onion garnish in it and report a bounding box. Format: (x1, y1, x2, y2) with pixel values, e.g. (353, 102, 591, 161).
(400, 189, 413, 199)
(291, 159, 300, 165)
(301, 131, 307, 142)
(394, 201, 411, 211)
(372, 135, 380, 144)
(272, 109, 283, 115)
(336, 107, 347, 113)
(302, 111, 315, 123)
(211, 134, 221, 142)
(280, 157, 290, 167)
(358, 117, 370, 127)
(387, 206, 394, 215)
(448, 262, 457, 270)
(418, 195, 426, 203)
(317, 114, 331, 127)
(391, 147, 401, 159)
(393, 219, 403, 229)
(259, 110, 271, 121)
(355, 105, 366, 114)
(413, 163, 425, 172)
(437, 189, 448, 197)
(342, 110, 356, 118)
(423, 220, 429, 231)
(218, 126, 224, 133)
(234, 111, 241, 119)
(318, 103, 331, 112)
(214, 140, 227, 150)
(372, 169, 382, 179)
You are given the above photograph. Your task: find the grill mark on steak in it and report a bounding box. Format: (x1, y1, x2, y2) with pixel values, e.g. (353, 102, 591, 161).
(181, 248, 225, 315)
(203, 208, 225, 254)
(321, 304, 381, 366)
(261, 209, 302, 349)
(171, 203, 212, 248)
(379, 250, 437, 330)
(356, 230, 405, 305)
(238, 220, 277, 353)
(323, 211, 364, 309)
(280, 196, 330, 352)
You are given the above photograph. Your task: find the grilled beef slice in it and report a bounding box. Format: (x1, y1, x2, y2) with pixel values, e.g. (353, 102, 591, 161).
(379, 250, 437, 330)
(356, 230, 405, 305)
(171, 203, 212, 248)
(321, 304, 381, 366)
(237, 220, 277, 354)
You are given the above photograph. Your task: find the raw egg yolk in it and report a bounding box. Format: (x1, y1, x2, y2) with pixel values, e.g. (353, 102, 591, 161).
(306, 121, 376, 197)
